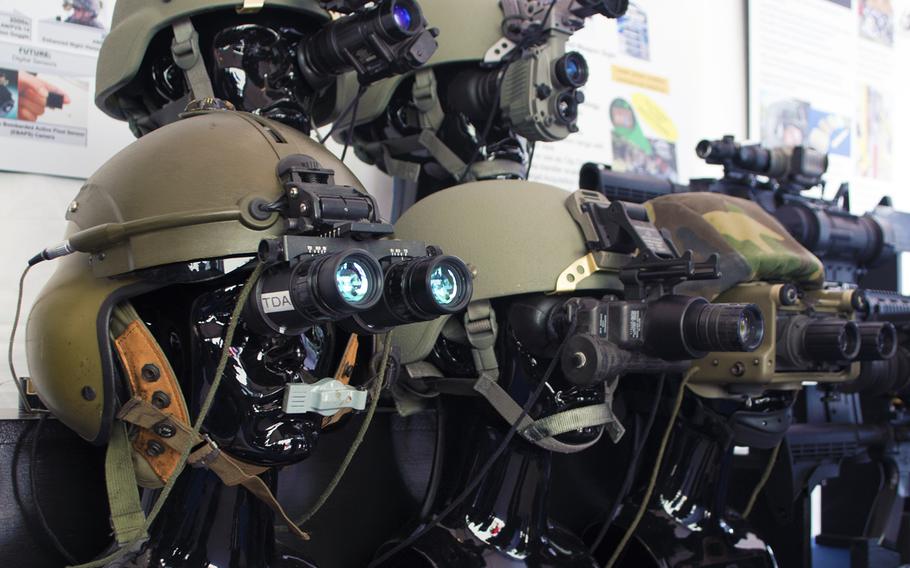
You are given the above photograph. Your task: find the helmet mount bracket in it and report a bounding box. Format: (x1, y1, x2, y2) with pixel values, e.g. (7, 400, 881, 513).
(564, 190, 721, 300)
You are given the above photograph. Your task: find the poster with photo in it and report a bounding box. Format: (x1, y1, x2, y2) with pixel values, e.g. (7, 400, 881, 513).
(529, 1, 686, 190)
(0, 0, 133, 178)
(856, 83, 892, 179)
(749, 0, 910, 204)
(750, 0, 910, 293)
(759, 95, 851, 157)
(859, 0, 895, 45)
(608, 90, 679, 180)
(747, 0, 858, 191)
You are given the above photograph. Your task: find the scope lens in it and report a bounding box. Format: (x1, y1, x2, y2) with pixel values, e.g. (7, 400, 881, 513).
(566, 59, 580, 80)
(738, 308, 762, 348)
(354, 255, 474, 329)
(685, 302, 765, 353)
(804, 318, 861, 362)
(407, 255, 471, 315)
(336, 260, 373, 305)
(856, 321, 898, 361)
(556, 92, 579, 124)
(555, 52, 590, 88)
(430, 263, 462, 306)
(244, 249, 383, 336)
(392, 3, 414, 31)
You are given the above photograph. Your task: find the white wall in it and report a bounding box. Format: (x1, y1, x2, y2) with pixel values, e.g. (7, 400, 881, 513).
(0, 173, 81, 409)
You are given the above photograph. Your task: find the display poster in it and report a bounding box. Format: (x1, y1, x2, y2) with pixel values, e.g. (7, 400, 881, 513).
(0, 0, 133, 178)
(529, 1, 691, 190)
(748, 0, 910, 213)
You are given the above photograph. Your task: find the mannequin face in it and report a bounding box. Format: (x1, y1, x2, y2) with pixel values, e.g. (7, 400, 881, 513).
(138, 10, 321, 134)
(189, 280, 326, 466)
(207, 22, 314, 132)
(133, 271, 335, 467)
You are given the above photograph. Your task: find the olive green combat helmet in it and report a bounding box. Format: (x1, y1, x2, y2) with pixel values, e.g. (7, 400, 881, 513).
(25, 108, 372, 550)
(387, 180, 639, 453)
(27, 109, 363, 449)
(389, 180, 624, 364)
(331, 0, 627, 190)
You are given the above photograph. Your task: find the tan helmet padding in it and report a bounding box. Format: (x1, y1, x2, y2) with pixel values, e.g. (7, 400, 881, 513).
(27, 111, 368, 444)
(114, 319, 190, 488)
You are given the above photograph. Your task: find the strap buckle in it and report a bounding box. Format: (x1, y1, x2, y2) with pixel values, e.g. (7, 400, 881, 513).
(412, 69, 444, 131)
(236, 0, 266, 14)
(189, 435, 222, 469)
(464, 301, 498, 350)
(170, 19, 202, 70)
(464, 301, 499, 376)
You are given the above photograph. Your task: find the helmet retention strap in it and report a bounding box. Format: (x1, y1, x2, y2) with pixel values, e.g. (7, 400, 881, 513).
(171, 18, 215, 101)
(116, 397, 310, 541)
(370, 70, 471, 183)
(70, 263, 267, 568)
(401, 300, 623, 454)
(105, 422, 147, 546)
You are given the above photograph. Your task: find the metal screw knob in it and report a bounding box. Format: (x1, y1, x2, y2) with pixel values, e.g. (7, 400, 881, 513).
(151, 391, 171, 409)
(146, 440, 165, 457)
(153, 421, 176, 438)
(141, 364, 161, 382)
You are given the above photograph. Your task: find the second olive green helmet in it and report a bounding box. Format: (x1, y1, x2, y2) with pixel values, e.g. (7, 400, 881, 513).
(389, 180, 624, 364)
(338, 0, 612, 131)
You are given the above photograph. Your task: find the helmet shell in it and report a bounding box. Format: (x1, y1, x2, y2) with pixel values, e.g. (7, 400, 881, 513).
(96, 0, 330, 120)
(27, 110, 365, 444)
(389, 180, 623, 364)
(645, 193, 825, 300)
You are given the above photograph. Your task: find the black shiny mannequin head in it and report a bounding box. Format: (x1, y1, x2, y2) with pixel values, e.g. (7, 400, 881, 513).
(427, 296, 604, 447)
(130, 267, 338, 467)
(351, 63, 530, 200)
(134, 9, 324, 134)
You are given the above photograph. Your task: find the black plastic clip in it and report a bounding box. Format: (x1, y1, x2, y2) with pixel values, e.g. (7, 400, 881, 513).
(275, 154, 381, 235)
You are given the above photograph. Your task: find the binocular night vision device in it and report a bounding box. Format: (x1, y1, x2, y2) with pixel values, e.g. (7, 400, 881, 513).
(244, 153, 473, 336)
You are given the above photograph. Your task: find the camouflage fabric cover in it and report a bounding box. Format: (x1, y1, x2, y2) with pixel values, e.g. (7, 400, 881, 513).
(645, 193, 824, 300)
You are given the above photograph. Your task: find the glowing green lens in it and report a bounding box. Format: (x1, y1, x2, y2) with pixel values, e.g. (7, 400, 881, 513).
(429, 264, 460, 306)
(336, 260, 371, 304)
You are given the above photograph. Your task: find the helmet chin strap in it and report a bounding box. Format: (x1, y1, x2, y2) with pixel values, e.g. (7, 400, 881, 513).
(171, 18, 215, 101)
(400, 300, 624, 454)
(372, 69, 528, 184)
